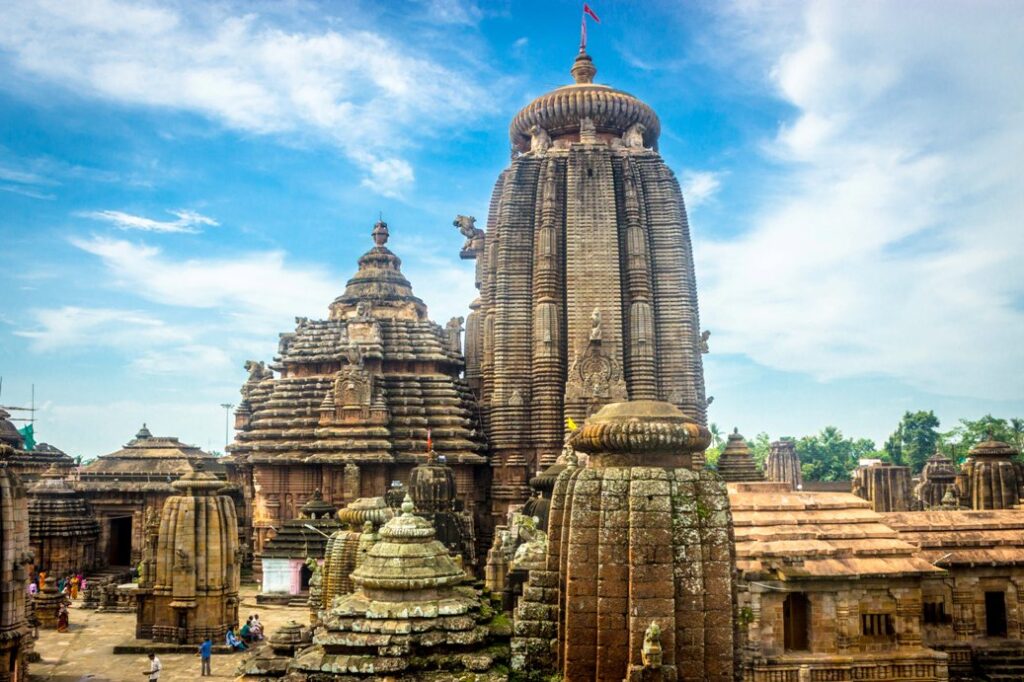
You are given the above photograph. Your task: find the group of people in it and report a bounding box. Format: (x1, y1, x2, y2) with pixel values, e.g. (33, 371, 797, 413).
(225, 613, 264, 652)
(26, 569, 85, 633)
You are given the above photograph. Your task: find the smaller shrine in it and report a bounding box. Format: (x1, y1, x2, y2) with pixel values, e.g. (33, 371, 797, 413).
(764, 438, 802, 489)
(408, 447, 476, 565)
(716, 428, 765, 482)
(236, 620, 311, 679)
(135, 466, 240, 644)
(317, 497, 393, 619)
(852, 461, 913, 512)
(955, 436, 1023, 510)
(259, 490, 339, 600)
(0, 445, 33, 682)
(289, 497, 506, 679)
(914, 451, 959, 509)
(27, 464, 100, 575)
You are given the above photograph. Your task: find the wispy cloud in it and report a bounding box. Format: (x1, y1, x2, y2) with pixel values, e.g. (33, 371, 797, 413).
(82, 208, 218, 233)
(0, 184, 55, 200)
(0, 0, 495, 198)
(16, 306, 192, 353)
(698, 1, 1024, 401)
(69, 235, 339, 332)
(681, 170, 722, 209)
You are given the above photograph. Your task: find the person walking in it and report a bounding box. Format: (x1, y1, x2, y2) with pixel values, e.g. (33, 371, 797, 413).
(197, 637, 212, 676)
(143, 652, 161, 681)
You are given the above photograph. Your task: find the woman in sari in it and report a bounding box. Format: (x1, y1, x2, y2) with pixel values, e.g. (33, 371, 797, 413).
(56, 604, 69, 633)
(70, 575, 79, 599)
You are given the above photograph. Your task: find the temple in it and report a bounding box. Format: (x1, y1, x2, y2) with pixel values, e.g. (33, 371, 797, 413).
(227, 220, 488, 573)
(27, 464, 100, 575)
(0, 445, 32, 682)
(464, 48, 709, 522)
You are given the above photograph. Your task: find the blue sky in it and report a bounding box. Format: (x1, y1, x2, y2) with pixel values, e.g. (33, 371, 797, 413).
(1, 0, 1022, 459)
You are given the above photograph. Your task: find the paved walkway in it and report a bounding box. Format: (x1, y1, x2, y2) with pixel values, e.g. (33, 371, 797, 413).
(29, 587, 307, 682)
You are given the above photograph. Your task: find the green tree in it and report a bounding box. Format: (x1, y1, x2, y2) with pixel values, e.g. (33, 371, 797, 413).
(798, 426, 877, 482)
(940, 414, 1019, 464)
(746, 432, 772, 469)
(884, 410, 941, 473)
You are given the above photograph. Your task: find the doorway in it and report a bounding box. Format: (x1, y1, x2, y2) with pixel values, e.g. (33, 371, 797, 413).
(985, 591, 1008, 637)
(107, 516, 133, 566)
(783, 592, 810, 651)
(300, 562, 313, 591)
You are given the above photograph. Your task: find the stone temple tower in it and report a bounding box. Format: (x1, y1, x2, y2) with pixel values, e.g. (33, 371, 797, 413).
(464, 49, 707, 515)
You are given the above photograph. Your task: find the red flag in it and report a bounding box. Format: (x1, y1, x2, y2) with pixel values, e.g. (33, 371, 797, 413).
(583, 3, 600, 23)
(580, 4, 600, 51)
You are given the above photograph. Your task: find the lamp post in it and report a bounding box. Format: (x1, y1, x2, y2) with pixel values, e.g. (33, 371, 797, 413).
(219, 403, 234, 451)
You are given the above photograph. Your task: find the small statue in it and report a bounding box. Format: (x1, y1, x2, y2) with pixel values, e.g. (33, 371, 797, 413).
(641, 621, 663, 669)
(529, 124, 551, 154)
(508, 389, 524, 407)
(453, 215, 485, 255)
(346, 342, 363, 368)
(579, 116, 598, 144)
(244, 360, 268, 382)
(706, 395, 715, 407)
(278, 332, 296, 355)
(590, 308, 603, 342)
(174, 548, 191, 570)
(355, 301, 371, 319)
(445, 316, 465, 353)
(623, 122, 647, 149)
(295, 316, 309, 328)
(700, 330, 711, 354)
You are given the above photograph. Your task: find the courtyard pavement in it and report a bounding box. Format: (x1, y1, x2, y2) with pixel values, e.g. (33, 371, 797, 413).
(29, 587, 308, 682)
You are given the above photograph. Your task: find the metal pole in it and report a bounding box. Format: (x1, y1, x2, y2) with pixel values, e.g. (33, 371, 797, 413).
(219, 403, 234, 451)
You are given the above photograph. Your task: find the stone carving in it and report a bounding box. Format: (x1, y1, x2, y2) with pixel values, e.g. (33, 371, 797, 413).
(579, 116, 598, 144)
(529, 124, 551, 154)
(641, 621, 663, 669)
(508, 389, 524, 407)
(454, 214, 485, 257)
(445, 316, 464, 353)
(355, 301, 371, 319)
(700, 329, 710, 354)
(623, 122, 647, 149)
(589, 307, 603, 341)
(244, 360, 271, 382)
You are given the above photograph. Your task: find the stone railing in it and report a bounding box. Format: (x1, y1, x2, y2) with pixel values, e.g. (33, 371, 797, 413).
(748, 658, 946, 682)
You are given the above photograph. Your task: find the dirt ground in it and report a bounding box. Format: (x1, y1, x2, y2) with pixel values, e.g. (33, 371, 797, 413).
(29, 587, 308, 682)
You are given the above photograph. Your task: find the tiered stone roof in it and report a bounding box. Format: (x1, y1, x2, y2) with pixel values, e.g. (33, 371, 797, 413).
(230, 221, 486, 467)
(729, 482, 941, 580)
(260, 490, 340, 561)
(292, 498, 498, 678)
(764, 438, 802, 488)
(883, 510, 1024, 568)
(957, 436, 1023, 509)
(716, 428, 764, 482)
(79, 425, 225, 491)
(914, 451, 958, 509)
(28, 464, 99, 554)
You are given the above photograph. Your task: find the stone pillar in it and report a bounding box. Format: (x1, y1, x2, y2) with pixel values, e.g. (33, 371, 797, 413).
(894, 590, 922, 648)
(342, 463, 360, 503)
(952, 586, 975, 642)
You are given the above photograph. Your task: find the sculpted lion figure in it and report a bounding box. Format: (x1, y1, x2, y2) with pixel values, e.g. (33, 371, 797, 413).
(623, 122, 647, 149)
(528, 124, 551, 154)
(453, 215, 484, 253)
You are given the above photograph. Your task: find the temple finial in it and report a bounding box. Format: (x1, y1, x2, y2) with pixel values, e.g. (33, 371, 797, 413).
(571, 50, 597, 84)
(372, 218, 389, 247)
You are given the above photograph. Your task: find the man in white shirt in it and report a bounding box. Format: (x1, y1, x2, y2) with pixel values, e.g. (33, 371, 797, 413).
(143, 653, 161, 681)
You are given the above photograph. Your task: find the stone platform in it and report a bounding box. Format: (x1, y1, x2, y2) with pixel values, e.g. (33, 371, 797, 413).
(29, 587, 306, 681)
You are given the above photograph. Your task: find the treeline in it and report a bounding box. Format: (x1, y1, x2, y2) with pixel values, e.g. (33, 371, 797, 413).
(705, 413, 1024, 482)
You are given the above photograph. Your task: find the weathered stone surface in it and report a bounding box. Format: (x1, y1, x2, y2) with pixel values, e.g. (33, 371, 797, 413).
(0, 445, 32, 682)
(512, 401, 736, 682)
(914, 451, 958, 509)
(716, 429, 764, 483)
(852, 462, 913, 512)
(134, 466, 240, 644)
(955, 436, 1023, 510)
(27, 464, 99, 575)
(763, 439, 802, 489)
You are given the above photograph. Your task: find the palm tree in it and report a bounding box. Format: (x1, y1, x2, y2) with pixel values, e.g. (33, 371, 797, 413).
(709, 423, 724, 449)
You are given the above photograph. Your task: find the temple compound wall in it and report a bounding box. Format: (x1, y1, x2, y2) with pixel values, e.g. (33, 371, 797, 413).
(466, 50, 709, 526)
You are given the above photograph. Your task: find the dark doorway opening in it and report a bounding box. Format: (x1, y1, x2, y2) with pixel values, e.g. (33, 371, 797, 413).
(300, 562, 313, 591)
(107, 516, 133, 566)
(784, 592, 810, 651)
(985, 591, 1008, 637)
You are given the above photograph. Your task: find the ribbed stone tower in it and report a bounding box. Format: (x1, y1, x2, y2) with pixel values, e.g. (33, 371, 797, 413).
(135, 466, 240, 643)
(0, 445, 32, 682)
(851, 462, 913, 512)
(913, 451, 958, 509)
(464, 49, 708, 516)
(716, 429, 764, 482)
(512, 401, 737, 682)
(763, 439, 802, 489)
(27, 464, 100, 575)
(957, 436, 1023, 509)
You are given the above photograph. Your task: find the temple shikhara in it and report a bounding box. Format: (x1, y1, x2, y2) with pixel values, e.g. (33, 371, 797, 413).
(5, 33, 1024, 682)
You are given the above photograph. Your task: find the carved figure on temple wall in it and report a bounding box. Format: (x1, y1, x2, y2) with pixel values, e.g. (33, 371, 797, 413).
(355, 301, 371, 319)
(345, 342, 363, 368)
(454, 215, 484, 256)
(623, 122, 647, 149)
(529, 124, 551, 154)
(446, 316, 464, 353)
(700, 329, 711, 354)
(642, 621, 663, 670)
(244, 360, 271, 383)
(590, 307, 603, 341)
(508, 389, 524, 407)
(278, 332, 295, 355)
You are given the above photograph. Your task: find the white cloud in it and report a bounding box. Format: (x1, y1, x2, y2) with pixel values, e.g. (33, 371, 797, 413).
(16, 306, 192, 352)
(82, 208, 218, 233)
(0, 0, 493, 197)
(699, 1, 1024, 401)
(70, 235, 339, 332)
(681, 170, 722, 208)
